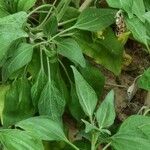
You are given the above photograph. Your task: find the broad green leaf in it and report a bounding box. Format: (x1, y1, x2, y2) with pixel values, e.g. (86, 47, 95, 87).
(79, 63, 105, 97)
(111, 133, 150, 150)
(137, 68, 150, 90)
(38, 81, 66, 121)
(0, 85, 10, 120)
(16, 116, 68, 142)
(0, 12, 28, 61)
(2, 43, 33, 80)
(2, 78, 34, 127)
(96, 90, 115, 129)
(57, 38, 86, 68)
(71, 66, 97, 118)
(74, 8, 116, 31)
(132, 0, 145, 22)
(0, 129, 44, 150)
(143, 11, 150, 23)
(17, 0, 37, 11)
(125, 17, 149, 51)
(69, 84, 85, 121)
(111, 115, 150, 150)
(117, 115, 150, 136)
(43, 15, 58, 36)
(31, 69, 47, 112)
(74, 29, 123, 75)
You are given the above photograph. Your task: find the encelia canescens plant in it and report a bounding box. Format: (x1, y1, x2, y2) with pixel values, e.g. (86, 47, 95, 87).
(0, 0, 150, 150)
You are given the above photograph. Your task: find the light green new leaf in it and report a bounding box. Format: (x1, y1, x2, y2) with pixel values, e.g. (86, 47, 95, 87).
(2, 78, 34, 127)
(38, 81, 66, 121)
(125, 17, 149, 51)
(3, 43, 33, 80)
(16, 116, 68, 142)
(96, 90, 115, 129)
(0, 129, 44, 150)
(57, 38, 86, 68)
(17, 0, 37, 11)
(74, 8, 116, 31)
(71, 66, 98, 118)
(0, 12, 28, 61)
(137, 68, 150, 90)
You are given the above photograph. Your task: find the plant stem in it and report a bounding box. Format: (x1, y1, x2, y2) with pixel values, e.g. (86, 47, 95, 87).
(79, 0, 93, 12)
(102, 143, 111, 150)
(58, 18, 77, 26)
(37, 0, 57, 29)
(46, 56, 51, 83)
(34, 26, 75, 47)
(28, 4, 53, 17)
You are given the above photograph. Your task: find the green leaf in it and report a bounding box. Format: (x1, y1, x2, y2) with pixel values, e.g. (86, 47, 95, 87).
(0, 12, 28, 61)
(111, 133, 150, 150)
(68, 84, 85, 121)
(111, 115, 150, 150)
(57, 38, 86, 68)
(0, 129, 44, 150)
(16, 116, 68, 142)
(125, 17, 149, 51)
(82, 119, 99, 133)
(96, 90, 115, 129)
(17, 0, 37, 11)
(38, 81, 66, 121)
(79, 63, 105, 97)
(2, 43, 33, 80)
(0, 85, 10, 120)
(132, 0, 145, 22)
(43, 15, 58, 36)
(31, 69, 47, 112)
(71, 66, 97, 118)
(74, 29, 123, 75)
(74, 8, 116, 31)
(137, 68, 150, 90)
(143, 11, 150, 23)
(106, 0, 133, 18)
(2, 78, 34, 127)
